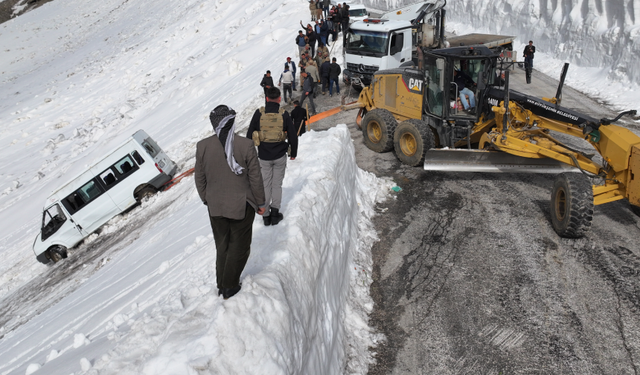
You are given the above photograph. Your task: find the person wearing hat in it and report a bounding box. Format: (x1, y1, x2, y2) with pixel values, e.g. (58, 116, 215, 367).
(195, 105, 266, 300)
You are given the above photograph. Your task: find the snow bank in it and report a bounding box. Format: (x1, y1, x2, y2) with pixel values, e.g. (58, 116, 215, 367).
(364, 0, 640, 84)
(0, 126, 391, 374)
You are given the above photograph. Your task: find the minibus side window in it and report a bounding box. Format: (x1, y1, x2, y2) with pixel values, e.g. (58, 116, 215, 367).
(131, 150, 145, 165)
(114, 155, 138, 177)
(62, 179, 104, 215)
(41, 204, 67, 241)
(100, 170, 117, 188)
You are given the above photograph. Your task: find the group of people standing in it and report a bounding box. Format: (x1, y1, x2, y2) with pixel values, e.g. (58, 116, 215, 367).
(194, 1, 355, 301)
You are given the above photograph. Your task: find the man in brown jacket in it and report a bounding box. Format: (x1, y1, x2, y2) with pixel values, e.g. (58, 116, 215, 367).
(195, 105, 266, 300)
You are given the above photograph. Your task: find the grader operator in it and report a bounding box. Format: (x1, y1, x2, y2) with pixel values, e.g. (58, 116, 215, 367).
(338, 45, 639, 238)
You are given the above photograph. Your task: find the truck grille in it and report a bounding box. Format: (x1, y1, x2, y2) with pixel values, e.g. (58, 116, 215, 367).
(347, 63, 379, 75)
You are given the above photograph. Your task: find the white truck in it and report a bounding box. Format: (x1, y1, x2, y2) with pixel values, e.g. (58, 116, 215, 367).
(343, 0, 514, 88)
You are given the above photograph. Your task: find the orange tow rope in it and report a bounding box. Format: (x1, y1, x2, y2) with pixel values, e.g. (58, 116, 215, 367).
(161, 168, 195, 191)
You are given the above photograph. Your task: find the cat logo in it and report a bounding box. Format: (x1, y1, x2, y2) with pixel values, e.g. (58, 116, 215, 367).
(487, 97, 499, 107)
(408, 78, 423, 92)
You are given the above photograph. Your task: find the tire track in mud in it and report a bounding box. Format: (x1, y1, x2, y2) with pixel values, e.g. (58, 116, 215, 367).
(0, 193, 179, 339)
(573, 242, 640, 374)
(368, 172, 474, 374)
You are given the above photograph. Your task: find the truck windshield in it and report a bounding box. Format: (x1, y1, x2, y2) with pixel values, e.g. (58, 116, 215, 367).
(345, 30, 389, 56)
(350, 8, 367, 17)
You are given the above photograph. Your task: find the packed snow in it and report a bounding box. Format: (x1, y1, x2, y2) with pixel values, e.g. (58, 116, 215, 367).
(0, 0, 638, 373)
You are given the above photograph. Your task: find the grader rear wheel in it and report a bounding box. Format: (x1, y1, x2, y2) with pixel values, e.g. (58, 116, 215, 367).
(361, 109, 397, 153)
(550, 173, 594, 238)
(393, 119, 435, 167)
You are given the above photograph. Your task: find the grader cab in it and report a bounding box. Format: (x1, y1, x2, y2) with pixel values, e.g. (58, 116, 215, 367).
(349, 45, 639, 238)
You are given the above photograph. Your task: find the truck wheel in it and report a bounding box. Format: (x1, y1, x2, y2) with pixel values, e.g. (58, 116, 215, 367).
(47, 246, 68, 263)
(550, 173, 594, 238)
(393, 119, 435, 167)
(135, 186, 157, 202)
(362, 109, 397, 153)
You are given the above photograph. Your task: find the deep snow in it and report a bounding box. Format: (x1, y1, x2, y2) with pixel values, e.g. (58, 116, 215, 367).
(0, 0, 639, 373)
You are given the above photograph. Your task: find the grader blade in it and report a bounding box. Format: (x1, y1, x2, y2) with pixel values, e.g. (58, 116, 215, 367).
(423, 149, 578, 173)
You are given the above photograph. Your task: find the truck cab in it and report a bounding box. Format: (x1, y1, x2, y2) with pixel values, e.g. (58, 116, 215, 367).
(344, 19, 414, 89)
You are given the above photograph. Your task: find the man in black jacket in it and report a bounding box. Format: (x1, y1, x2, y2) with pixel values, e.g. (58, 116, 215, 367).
(246, 87, 298, 226)
(291, 100, 308, 136)
(329, 57, 341, 96)
(299, 71, 317, 115)
(523, 40, 536, 84)
(260, 71, 274, 96)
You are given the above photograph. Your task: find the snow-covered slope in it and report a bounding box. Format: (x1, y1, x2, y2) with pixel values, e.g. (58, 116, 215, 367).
(0, 0, 392, 373)
(364, 0, 640, 85)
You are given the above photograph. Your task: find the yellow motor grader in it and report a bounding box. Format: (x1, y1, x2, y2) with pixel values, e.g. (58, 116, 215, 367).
(337, 45, 639, 238)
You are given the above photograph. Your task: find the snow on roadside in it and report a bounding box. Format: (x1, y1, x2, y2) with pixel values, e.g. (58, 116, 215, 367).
(0, 126, 393, 374)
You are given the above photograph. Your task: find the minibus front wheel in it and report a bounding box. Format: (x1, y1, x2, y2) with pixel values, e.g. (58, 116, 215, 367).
(47, 246, 68, 263)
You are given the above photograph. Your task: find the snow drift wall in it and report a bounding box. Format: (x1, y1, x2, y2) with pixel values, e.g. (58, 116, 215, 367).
(364, 0, 640, 84)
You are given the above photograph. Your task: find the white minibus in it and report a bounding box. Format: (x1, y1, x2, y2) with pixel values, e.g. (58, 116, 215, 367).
(33, 130, 177, 264)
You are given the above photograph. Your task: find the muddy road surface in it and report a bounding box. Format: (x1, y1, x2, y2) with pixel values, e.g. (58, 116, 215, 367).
(312, 66, 640, 374)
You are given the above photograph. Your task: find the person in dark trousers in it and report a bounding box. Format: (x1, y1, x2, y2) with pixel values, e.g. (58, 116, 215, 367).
(328, 57, 341, 96)
(341, 3, 350, 44)
(246, 87, 298, 227)
(300, 22, 317, 58)
(279, 64, 294, 103)
(299, 71, 317, 115)
(195, 105, 266, 300)
(296, 30, 306, 58)
(322, 0, 330, 19)
(286, 57, 297, 90)
(260, 71, 274, 96)
(320, 57, 331, 94)
(523, 40, 535, 84)
(291, 100, 308, 136)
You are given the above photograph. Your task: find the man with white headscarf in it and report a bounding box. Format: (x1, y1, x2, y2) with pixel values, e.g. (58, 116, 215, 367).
(195, 104, 266, 300)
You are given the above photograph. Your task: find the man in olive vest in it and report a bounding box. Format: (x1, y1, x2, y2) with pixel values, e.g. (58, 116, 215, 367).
(246, 87, 298, 226)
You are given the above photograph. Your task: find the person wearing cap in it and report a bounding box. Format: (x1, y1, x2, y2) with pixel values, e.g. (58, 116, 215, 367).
(195, 105, 266, 300)
(285, 57, 297, 90)
(246, 87, 298, 227)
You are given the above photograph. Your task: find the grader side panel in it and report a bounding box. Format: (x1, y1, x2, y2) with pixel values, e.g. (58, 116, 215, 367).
(628, 145, 640, 207)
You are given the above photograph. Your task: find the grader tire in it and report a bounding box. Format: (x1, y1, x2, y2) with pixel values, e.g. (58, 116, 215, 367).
(362, 109, 397, 153)
(631, 204, 640, 217)
(393, 119, 435, 167)
(550, 173, 594, 238)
